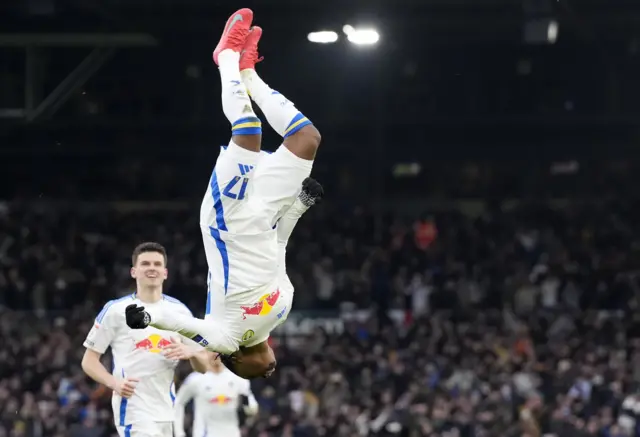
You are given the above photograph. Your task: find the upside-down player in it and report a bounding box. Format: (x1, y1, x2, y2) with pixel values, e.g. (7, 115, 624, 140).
(125, 8, 323, 380)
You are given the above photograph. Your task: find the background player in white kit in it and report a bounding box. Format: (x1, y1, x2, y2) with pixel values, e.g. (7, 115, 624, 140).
(125, 8, 324, 380)
(82, 242, 212, 437)
(173, 355, 258, 437)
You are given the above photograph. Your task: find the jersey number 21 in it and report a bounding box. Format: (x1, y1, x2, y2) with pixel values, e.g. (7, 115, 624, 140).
(223, 176, 249, 200)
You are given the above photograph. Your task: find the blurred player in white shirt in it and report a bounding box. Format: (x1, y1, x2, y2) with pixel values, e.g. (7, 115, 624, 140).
(82, 242, 212, 437)
(125, 8, 324, 381)
(173, 355, 258, 437)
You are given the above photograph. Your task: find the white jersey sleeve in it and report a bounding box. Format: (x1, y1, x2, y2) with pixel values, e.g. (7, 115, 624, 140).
(83, 298, 123, 353)
(169, 300, 203, 349)
(173, 372, 201, 437)
(240, 379, 259, 416)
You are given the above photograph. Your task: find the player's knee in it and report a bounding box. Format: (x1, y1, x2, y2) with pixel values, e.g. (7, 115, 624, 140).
(283, 125, 321, 160)
(302, 124, 321, 150)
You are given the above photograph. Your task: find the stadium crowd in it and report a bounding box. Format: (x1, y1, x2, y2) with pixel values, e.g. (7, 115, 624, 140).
(0, 198, 639, 437)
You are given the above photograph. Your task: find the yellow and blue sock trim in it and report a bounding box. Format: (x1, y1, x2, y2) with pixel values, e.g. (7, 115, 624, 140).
(283, 113, 312, 138)
(232, 116, 262, 135)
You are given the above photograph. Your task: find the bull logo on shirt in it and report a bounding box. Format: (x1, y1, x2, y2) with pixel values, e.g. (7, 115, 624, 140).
(209, 395, 232, 404)
(133, 334, 172, 353)
(240, 290, 280, 320)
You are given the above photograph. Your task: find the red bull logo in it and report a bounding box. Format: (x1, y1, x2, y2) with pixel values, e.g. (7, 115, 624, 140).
(134, 334, 172, 353)
(209, 395, 232, 404)
(240, 289, 281, 320)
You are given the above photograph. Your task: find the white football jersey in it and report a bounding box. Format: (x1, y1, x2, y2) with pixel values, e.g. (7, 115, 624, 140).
(200, 146, 279, 297)
(83, 294, 195, 427)
(173, 369, 258, 437)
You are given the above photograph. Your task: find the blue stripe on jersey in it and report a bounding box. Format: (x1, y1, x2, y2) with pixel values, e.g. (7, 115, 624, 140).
(96, 295, 134, 323)
(163, 295, 193, 315)
(205, 271, 212, 315)
(119, 398, 128, 426)
(119, 401, 128, 426)
(209, 227, 230, 295)
(119, 368, 127, 426)
(124, 424, 132, 437)
(170, 381, 176, 405)
(210, 171, 228, 231)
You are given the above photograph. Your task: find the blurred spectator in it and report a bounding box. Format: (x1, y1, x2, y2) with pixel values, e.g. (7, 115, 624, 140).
(1, 199, 640, 436)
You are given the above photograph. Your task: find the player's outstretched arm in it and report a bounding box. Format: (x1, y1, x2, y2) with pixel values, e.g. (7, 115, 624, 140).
(276, 177, 323, 247)
(275, 178, 323, 279)
(125, 304, 238, 355)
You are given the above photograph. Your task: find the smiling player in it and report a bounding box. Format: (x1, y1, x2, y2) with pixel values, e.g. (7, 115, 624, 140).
(82, 242, 212, 437)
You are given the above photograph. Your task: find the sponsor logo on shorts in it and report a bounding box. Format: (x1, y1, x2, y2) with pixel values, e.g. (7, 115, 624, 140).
(240, 289, 281, 320)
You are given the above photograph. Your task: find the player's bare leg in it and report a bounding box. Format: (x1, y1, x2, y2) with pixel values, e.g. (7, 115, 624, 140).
(239, 27, 321, 160)
(213, 8, 262, 152)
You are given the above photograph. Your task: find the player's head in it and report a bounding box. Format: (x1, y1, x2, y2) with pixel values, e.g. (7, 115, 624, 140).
(220, 343, 276, 380)
(130, 242, 168, 288)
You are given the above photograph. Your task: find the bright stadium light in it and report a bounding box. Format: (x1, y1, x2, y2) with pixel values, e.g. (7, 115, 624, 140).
(343, 25, 379, 46)
(307, 31, 339, 44)
(547, 20, 559, 44)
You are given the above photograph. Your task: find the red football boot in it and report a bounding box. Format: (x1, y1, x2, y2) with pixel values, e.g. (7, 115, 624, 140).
(239, 26, 264, 71)
(213, 8, 254, 66)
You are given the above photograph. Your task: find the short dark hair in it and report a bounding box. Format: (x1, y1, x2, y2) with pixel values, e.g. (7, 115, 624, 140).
(131, 242, 168, 265)
(220, 352, 277, 379)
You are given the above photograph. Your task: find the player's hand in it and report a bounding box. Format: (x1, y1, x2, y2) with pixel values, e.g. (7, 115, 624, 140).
(300, 177, 324, 207)
(162, 338, 195, 361)
(125, 304, 149, 329)
(113, 377, 139, 399)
